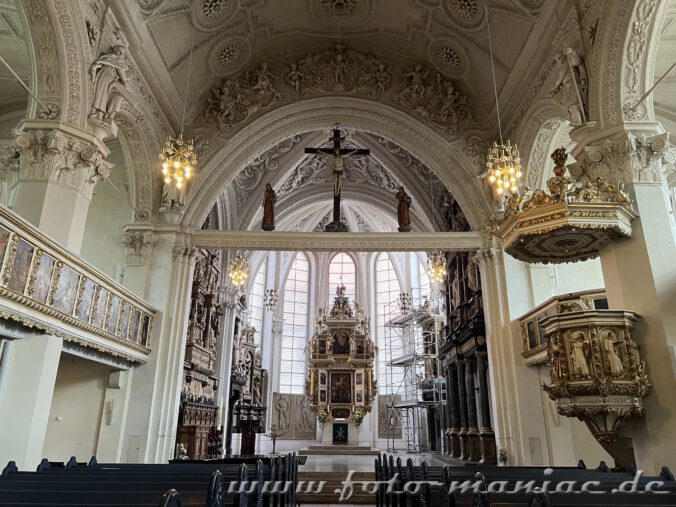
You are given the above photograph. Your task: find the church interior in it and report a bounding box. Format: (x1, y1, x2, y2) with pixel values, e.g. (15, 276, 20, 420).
(0, 0, 676, 505)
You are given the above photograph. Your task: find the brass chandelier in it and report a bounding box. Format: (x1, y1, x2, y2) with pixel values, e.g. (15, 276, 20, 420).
(483, 1, 524, 196)
(228, 253, 250, 289)
(159, 23, 198, 190)
(160, 134, 196, 189)
(427, 251, 447, 284)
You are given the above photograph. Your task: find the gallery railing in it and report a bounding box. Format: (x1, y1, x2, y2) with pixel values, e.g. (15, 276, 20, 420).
(0, 206, 155, 364)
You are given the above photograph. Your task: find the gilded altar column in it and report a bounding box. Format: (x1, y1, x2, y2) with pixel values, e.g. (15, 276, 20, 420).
(477, 352, 496, 464)
(446, 363, 461, 458)
(12, 124, 112, 253)
(465, 357, 481, 461)
(571, 131, 676, 473)
(456, 358, 469, 460)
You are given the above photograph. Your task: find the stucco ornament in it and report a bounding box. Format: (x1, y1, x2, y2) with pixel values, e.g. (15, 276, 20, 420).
(200, 44, 476, 139)
(549, 48, 589, 124)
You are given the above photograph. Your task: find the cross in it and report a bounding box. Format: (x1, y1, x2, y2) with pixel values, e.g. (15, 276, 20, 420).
(305, 128, 370, 231)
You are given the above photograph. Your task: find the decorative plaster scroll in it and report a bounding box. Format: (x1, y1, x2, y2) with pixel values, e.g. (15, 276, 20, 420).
(199, 44, 478, 140)
(53, 0, 86, 126)
(624, 0, 657, 95)
(190, 230, 483, 252)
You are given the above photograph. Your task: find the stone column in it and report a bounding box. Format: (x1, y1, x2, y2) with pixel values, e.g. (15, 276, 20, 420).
(12, 123, 112, 253)
(447, 363, 461, 458)
(477, 352, 496, 464)
(572, 131, 676, 473)
(0, 327, 63, 470)
(456, 359, 469, 460)
(465, 357, 481, 461)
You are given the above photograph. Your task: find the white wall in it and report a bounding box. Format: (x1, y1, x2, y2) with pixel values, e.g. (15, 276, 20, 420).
(529, 258, 605, 307)
(42, 354, 108, 462)
(80, 140, 134, 282)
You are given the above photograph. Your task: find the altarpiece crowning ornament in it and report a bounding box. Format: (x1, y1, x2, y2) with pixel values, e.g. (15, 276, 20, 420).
(496, 148, 638, 263)
(305, 283, 376, 428)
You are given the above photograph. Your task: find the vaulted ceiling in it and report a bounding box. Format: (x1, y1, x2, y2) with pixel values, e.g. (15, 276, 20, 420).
(0, 0, 30, 129)
(116, 0, 554, 131)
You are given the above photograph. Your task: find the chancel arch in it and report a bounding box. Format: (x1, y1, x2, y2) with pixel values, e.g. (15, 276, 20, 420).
(181, 97, 492, 231)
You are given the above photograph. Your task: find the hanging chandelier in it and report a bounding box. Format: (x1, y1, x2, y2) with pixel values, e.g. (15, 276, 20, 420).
(486, 140, 523, 195)
(427, 251, 447, 284)
(228, 253, 250, 289)
(398, 292, 412, 314)
(264, 288, 279, 311)
(159, 23, 198, 190)
(160, 134, 196, 189)
(483, 1, 524, 197)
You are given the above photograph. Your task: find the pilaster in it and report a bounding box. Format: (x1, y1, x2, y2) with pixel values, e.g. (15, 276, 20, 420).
(0, 329, 63, 470)
(12, 121, 112, 253)
(572, 128, 676, 472)
(122, 231, 196, 462)
(465, 357, 481, 461)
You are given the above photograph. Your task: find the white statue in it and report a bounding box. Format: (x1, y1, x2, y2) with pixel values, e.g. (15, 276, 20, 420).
(89, 43, 128, 122)
(550, 47, 588, 124)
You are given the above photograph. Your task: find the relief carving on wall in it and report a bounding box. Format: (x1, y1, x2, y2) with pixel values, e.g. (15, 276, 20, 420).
(272, 392, 316, 440)
(199, 44, 477, 139)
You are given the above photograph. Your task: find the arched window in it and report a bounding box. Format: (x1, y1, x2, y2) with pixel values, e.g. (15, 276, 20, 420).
(279, 252, 310, 394)
(248, 257, 266, 347)
(411, 256, 431, 303)
(375, 253, 403, 394)
(328, 252, 356, 302)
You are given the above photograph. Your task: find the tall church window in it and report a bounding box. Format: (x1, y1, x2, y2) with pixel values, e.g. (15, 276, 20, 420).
(375, 253, 403, 395)
(248, 257, 266, 347)
(279, 252, 310, 394)
(412, 256, 431, 303)
(328, 252, 356, 302)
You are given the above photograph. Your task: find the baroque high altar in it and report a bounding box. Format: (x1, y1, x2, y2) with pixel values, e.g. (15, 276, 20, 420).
(306, 283, 376, 444)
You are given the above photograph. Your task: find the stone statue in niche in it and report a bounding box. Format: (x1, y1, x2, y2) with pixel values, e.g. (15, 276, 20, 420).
(603, 330, 624, 377)
(261, 183, 276, 231)
(89, 43, 128, 122)
(550, 47, 589, 124)
(396, 186, 411, 232)
(570, 332, 591, 378)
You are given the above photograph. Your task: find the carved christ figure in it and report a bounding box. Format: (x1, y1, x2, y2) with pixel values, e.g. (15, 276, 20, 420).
(90, 44, 128, 121)
(330, 148, 359, 197)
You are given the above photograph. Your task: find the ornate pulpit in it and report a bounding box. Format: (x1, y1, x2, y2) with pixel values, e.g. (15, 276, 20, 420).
(306, 283, 376, 444)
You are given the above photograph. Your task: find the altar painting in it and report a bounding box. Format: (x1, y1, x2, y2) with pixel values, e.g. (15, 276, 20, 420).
(330, 371, 352, 404)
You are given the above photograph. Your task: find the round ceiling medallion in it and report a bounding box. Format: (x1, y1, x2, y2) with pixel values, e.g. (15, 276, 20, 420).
(442, 0, 486, 30)
(193, 0, 237, 30)
(208, 38, 250, 77)
(428, 39, 470, 78)
(309, 0, 372, 26)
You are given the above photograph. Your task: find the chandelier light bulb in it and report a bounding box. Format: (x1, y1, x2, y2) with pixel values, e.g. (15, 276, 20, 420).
(484, 138, 524, 198)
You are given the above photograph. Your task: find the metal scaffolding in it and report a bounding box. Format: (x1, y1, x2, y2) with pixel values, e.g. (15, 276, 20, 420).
(381, 293, 446, 453)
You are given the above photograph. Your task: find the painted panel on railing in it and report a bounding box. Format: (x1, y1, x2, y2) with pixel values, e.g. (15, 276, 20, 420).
(0, 208, 155, 362)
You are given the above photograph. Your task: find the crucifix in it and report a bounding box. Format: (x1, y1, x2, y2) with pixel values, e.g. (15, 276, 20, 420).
(305, 128, 370, 232)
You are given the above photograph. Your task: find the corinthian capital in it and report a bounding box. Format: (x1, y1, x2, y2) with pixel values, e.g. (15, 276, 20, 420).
(569, 131, 671, 186)
(13, 122, 113, 199)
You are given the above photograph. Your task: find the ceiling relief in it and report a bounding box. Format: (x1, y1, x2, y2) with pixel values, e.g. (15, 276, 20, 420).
(198, 44, 478, 139)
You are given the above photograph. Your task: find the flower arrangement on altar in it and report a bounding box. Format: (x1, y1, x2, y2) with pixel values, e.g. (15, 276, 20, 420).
(317, 408, 330, 429)
(353, 408, 365, 429)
